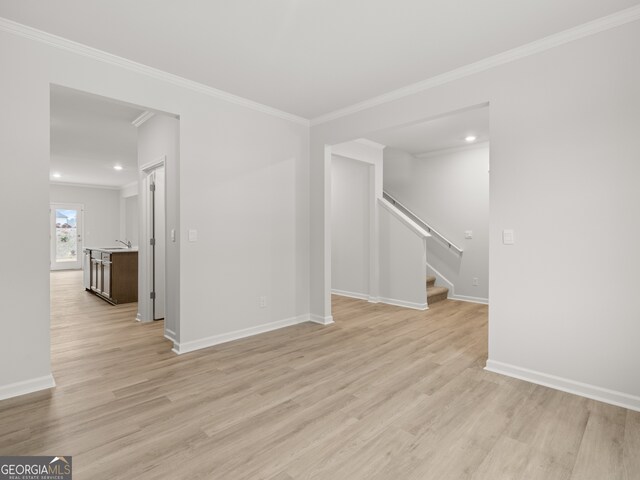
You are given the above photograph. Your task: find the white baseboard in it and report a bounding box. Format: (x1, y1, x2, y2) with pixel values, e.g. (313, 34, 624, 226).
(164, 328, 176, 342)
(172, 315, 312, 355)
(449, 294, 489, 305)
(485, 360, 640, 412)
(378, 297, 428, 311)
(0, 374, 56, 402)
(331, 289, 369, 301)
(310, 314, 334, 325)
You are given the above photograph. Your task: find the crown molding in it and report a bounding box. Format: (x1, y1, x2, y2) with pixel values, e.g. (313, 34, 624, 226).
(354, 138, 386, 150)
(0, 17, 309, 127)
(310, 5, 640, 126)
(3, 4, 639, 129)
(415, 141, 490, 159)
(132, 111, 155, 127)
(50, 180, 122, 190)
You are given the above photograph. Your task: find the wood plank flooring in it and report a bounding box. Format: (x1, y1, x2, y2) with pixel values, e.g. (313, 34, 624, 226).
(0, 270, 638, 479)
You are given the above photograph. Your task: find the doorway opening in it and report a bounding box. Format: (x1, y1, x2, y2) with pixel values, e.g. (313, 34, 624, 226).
(49, 84, 180, 361)
(140, 161, 166, 321)
(327, 104, 490, 320)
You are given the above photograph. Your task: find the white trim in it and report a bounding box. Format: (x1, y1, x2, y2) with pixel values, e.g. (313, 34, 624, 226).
(426, 262, 455, 296)
(378, 297, 428, 311)
(120, 181, 138, 199)
(310, 315, 335, 326)
(310, 5, 640, 125)
(379, 198, 431, 238)
(449, 294, 489, 305)
(0, 374, 56, 401)
(426, 263, 489, 305)
(485, 360, 640, 413)
(0, 17, 309, 127)
(354, 138, 386, 150)
(139, 159, 166, 323)
(415, 141, 490, 159)
(140, 156, 166, 173)
(132, 111, 155, 127)
(50, 181, 121, 190)
(172, 315, 313, 354)
(331, 289, 369, 301)
(3, 6, 638, 128)
(164, 329, 176, 342)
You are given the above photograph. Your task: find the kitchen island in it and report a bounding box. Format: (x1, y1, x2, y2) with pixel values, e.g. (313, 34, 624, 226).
(83, 247, 138, 305)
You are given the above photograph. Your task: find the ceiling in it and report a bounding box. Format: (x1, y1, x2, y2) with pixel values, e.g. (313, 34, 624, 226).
(50, 85, 144, 187)
(2, 1, 638, 120)
(365, 106, 489, 156)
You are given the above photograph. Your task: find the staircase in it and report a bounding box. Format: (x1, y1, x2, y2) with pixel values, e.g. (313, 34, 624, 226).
(427, 275, 449, 305)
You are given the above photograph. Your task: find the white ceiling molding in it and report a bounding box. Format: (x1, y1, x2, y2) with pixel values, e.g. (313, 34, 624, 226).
(3, 5, 639, 128)
(131, 111, 155, 127)
(0, 17, 309, 127)
(354, 138, 386, 150)
(310, 4, 640, 126)
(414, 141, 490, 159)
(50, 181, 121, 190)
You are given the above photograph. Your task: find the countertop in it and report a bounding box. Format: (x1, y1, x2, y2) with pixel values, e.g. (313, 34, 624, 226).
(84, 247, 139, 254)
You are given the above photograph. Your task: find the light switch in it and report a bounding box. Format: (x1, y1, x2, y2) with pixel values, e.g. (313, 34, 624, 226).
(188, 229, 198, 242)
(465, 230, 473, 239)
(171, 229, 176, 242)
(503, 229, 515, 245)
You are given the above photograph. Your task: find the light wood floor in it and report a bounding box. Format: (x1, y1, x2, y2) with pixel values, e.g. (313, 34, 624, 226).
(1, 271, 638, 479)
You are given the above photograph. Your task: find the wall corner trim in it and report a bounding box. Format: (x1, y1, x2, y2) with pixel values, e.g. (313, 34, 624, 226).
(0, 374, 56, 402)
(0, 17, 309, 127)
(309, 5, 640, 126)
(309, 315, 335, 326)
(485, 359, 640, 412)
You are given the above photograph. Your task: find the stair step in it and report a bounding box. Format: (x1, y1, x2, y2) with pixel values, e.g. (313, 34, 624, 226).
(426, 275, 436, 288)
(427, 286, 449, 305)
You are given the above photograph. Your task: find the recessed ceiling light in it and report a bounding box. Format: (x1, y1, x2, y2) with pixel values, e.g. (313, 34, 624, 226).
(465, 135, 477, 143)
(52, 173, 61, 178)
(114, 165, 123, 171)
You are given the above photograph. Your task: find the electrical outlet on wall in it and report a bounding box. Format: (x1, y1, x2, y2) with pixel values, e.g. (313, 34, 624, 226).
(259, 296, 267, 308)
(472, 277, 479, 286)
(465, 230, 473, 239)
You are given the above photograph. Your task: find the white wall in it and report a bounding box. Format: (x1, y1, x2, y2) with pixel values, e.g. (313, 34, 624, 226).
(0, 26, 309, 395)
(384, 144, 489, 301)
(124, 196, 139, 247)
(119, 181, 138, 247)
(378, 201, 428, 309)
(311, 21, 640, 408)
(50, 184, 121, 250)
(331, 155, 370, 298)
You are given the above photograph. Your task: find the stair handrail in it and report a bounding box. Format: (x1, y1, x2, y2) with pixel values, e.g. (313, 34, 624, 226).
(382, 191, 464, 255)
